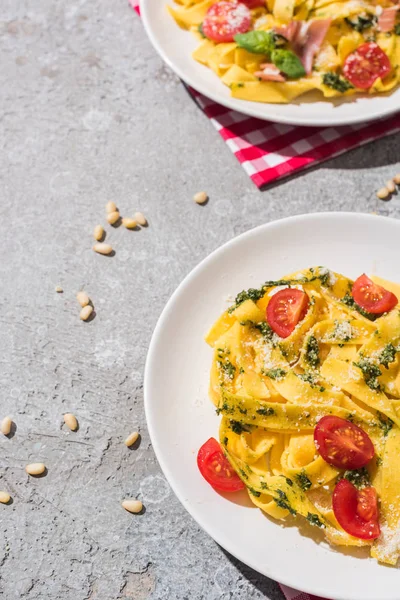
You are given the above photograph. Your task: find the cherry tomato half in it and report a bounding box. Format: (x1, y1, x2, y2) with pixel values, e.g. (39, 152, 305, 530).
(202, 1, 251, 43)
(241, 0, 266, 7)
(314, 416, 375, 470)
(332, 479, 380, 540)
(266, 288, 309, 338)
(197, 437, 245, 492)
(352, 273, 398, 314)
(343, 42, 391, 90)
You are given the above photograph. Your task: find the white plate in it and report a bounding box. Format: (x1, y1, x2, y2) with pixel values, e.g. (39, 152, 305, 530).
(145, 212, 400, 600)
(141, 0, 400, 126)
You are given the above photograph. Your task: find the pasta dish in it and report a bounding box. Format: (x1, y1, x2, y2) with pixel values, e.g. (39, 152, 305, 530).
(197, 267, 400, 565)
(167, 0, 400, 103)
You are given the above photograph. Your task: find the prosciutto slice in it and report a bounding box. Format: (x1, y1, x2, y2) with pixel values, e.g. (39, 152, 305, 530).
(274, 19, 332, 74)
(378, 6, 399, 33)
(254, 63, 286, 81)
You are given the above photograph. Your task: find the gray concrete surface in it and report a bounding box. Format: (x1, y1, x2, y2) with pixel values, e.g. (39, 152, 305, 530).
(0, 0, 399, 598)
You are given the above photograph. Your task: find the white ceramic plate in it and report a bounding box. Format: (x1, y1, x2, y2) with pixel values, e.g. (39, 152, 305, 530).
(145, 212, 400, 600)
(141, 0, 400, 126)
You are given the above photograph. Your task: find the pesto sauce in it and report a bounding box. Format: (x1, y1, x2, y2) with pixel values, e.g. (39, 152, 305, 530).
(353, 357, 382, 391)
(230, 420, 251, 435)
(264, 368, 286, 381)
(343, 467, 370, 489)
(377, 411, 394, 436)
(306, 513, 324, 528)
(304, 336, 320, 368)
(228, 269, 333, 313)
(274, 489, 297, 515)
(341, 292, 378, 321)
(248, 487, 261, 497)
(256, 406, 275, 416)
(379, 343, 397, 369)
(295, 471, 312, 491)
(297, 372, 325, 392)
(345, 14, 377, 32)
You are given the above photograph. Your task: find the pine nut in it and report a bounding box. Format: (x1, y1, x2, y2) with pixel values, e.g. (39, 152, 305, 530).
(76, 291, 90, 307)
(106, 201, 117, 213)
(93, 243, 113, 255)
(394, 174, 400, 185)
(376, 187, 390, 200)
(64, 413, 78, 431)
(94, 224, 104, 241)
(0, 491, 10, 504)
(107, 211, 120, 225)
(122, 499, 143, 514)
(386, 180, 396, 193)
(134, 212, 147, 226)
(193, 191, 208, 205)
(1, 416, 12, 436)
(80, 305, 93, 321)
(124, 431, 139, 447)
(55, 286, 63, 293)
(122, 217, 137, 230)
(26, 463, 46, 476)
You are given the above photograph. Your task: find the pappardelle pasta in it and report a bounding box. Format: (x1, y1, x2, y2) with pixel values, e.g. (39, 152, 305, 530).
(167, 0, 400, 103)
(198, 267, 400, 565)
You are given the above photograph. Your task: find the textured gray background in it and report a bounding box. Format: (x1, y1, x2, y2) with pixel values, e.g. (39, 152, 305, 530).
(0, 0, 399, 598)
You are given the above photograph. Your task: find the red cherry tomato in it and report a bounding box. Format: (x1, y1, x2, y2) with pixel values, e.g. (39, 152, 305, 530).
(241, 0, 265, 7)
(202, 1, 251, 43)
(333, 479, 380, 540)
(266, 288, 309, 338)
(352, 273, 398, 314)
(197, 437, 245, 492)
(357, 487, 379, 522)
(314, 416, 375, 470)
(343, 42, 391, 89)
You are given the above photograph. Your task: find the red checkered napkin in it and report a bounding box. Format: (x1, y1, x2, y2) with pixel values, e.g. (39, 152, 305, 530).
(130, 0, 400, 188)
(280, 584, 329, 600)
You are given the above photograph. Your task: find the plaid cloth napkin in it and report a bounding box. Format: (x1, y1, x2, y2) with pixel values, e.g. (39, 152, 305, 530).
(131, 0, 400, 188)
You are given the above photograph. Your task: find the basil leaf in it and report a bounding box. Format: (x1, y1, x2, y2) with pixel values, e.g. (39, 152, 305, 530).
(271, 49, 306, 78)
(234, 30, 276, 55)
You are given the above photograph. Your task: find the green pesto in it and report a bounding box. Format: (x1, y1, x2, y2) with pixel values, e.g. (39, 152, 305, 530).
(256, 406, 275, 416)
(379, 343, 397, 369)
(306, 513, 324, 528)
(230, 420, 251, 435)
(378, 412, 394, 436)
(264, 368, 286, 381)
(376, 456, 383, 467)
(228, 270, 333, 312)
(223, 436, 228, 446)
(341, 292, 378, 321)
(297, 372, 325, 392)
(216, 401, 234, 416)
(322, 72, 354, 92)
(305, 335, 320, 368)
(274, 489, 297, 515)
(239, 468, 249, 479)
(239, 367, 245, 374)
(353, 357, 382, 391)
(217, 359, 236, 380)
(248, 487, 261, 497)
(260, 481, 268, 490)
(295, 471, 312, 491)
(343, 467, 370, 489)
(395, 23, 400, 35)
(345, 14, 376, 32)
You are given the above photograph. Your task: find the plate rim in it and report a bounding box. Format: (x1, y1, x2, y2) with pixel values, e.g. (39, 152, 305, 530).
(140, 0, 400, 127)
(144, 212, 400, 599)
